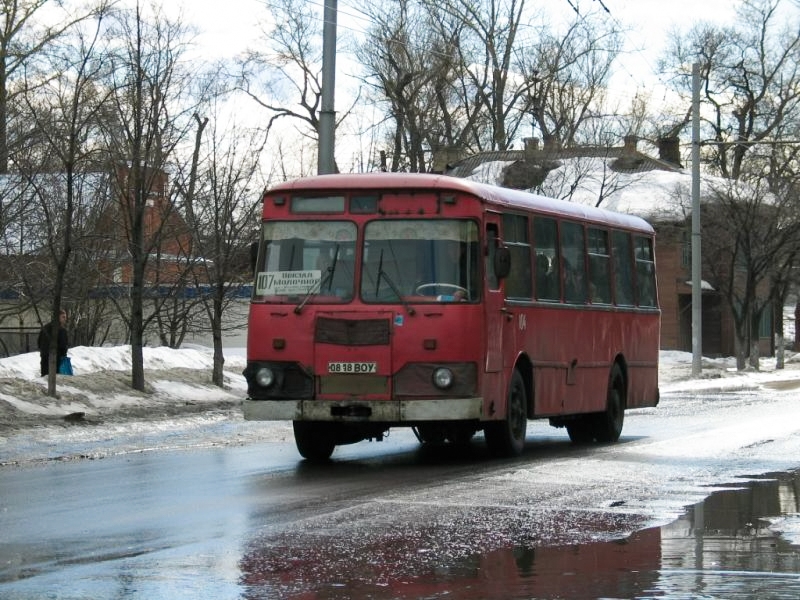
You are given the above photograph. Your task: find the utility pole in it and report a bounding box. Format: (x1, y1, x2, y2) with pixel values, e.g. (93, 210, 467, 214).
(691, 62, 703, 376)
(317, 0, 337, 175)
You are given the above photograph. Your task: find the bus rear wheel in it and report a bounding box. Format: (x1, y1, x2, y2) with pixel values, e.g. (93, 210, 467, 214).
(484, 370, 527, 457)
(293, 421, 335, 462)
(594, 364, 625, 443)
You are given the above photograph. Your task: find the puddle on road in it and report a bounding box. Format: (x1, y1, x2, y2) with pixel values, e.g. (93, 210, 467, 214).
(241, 470, 800, 599)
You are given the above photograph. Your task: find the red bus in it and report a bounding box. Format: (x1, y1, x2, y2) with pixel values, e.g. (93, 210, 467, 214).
(243, 173, 660, 460)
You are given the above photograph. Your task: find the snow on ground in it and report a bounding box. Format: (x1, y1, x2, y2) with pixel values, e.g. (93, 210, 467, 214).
(1, 344, 800, 451)
(1, 343, 800, 544)
(0, 344, 248, 422)
(3, 344, 799, 418)
(1, 343, 799, 463)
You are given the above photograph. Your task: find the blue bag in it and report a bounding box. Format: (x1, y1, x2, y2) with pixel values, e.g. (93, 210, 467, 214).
(57, 356, 73, 376)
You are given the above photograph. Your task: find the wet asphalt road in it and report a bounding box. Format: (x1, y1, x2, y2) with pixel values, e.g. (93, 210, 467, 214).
(1, 393, 800, 599)
(0, 431, 587, 598)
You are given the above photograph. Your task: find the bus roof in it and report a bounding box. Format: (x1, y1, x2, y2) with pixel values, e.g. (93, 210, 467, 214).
(266, 173, 655, 234)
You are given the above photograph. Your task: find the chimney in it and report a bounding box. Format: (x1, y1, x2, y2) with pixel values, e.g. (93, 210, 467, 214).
(542, 135, 561, 154)
(623, 135, 637, 153)
(523, 137, 540, 162)
(658, 136, 682, 167)
(431, 145, 463, 173)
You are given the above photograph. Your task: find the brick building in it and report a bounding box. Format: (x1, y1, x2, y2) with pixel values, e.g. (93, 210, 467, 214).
(94, 164, 193, 287)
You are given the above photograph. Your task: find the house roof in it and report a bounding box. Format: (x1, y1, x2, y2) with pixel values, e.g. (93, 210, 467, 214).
(442, 138, 733, 224)
(445, 142, 682, 180)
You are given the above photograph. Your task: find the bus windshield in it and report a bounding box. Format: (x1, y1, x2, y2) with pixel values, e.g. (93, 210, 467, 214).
(253, 221, 356, 302)
(361, 219, 480, 303)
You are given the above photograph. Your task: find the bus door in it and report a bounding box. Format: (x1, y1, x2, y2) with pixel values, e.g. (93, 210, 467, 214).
(483, 219, 512, 407)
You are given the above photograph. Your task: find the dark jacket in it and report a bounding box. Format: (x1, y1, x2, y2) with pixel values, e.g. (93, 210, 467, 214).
(38, 323, 69, 376)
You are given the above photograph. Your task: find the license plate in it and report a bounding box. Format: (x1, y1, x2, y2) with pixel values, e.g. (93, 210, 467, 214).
(328, 361, 378, 374)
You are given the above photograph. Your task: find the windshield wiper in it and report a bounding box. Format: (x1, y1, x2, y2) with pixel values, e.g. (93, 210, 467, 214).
(295, 245, 339, 314)
(376, 250, 415, 315)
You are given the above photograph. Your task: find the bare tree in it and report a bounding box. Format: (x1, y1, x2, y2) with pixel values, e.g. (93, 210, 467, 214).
(15, 7, 113, 394)
(238, 0, 320, 138)
(356, 0, 485, 172)
(700, 178, 800, 370)
(659, 0, 800, 368)
(356, 0, 624, 171)
(517, 9, 622, 147)
(420, 0, 530, 153)
(660, 0, 800, 180)
(100, 3, 199, 391)
(235, 0, 360, 175)
(0, 0, 104, 174)
(179, 109, 267, 386)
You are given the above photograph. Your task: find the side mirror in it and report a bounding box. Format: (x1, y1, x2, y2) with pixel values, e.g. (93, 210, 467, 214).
(494, 245, 511, 280)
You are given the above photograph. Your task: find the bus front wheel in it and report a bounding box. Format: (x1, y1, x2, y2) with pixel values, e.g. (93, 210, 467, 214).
(484, 370, 527, 456)
(293, 421, 336, 462)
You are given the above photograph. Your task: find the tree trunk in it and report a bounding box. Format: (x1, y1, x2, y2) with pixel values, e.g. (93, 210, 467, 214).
(748, 311, 761, 370)
(734, 329, 747, 371)
(794, 301, 800, 352)
(775, 298, 785, 370)
(212, 294, 224, 387)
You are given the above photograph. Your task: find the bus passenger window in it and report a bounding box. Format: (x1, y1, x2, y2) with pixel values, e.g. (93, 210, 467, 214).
(533, 217, 560, 301)
(635, 236, 657, 307)
(561, 221, 587, 304)
(612, 231, 635, 306)
(587, 228, 611, 304)
(503, 214, 532, 300)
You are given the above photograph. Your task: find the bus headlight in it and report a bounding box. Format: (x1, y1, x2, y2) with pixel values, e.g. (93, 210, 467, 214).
(432, 367, 454, 390)
(255, 366, 275, 388)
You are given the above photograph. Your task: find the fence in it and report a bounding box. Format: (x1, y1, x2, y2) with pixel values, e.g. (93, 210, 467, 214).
(0, 327, 40, 358)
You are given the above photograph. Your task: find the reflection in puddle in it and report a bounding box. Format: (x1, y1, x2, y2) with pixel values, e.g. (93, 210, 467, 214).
(240, 470, 800, 599)
(657, 470, 800, 599)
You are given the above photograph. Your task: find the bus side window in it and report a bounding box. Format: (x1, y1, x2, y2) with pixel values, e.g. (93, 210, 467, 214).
(587, 227, 611, 304)
(486, 225, 500, 291)
(561, 221, 587, 304)
(635, 236, 657, 307)
(533, 217, 560, 301)
(502, 214, 532, 300)
(612, 231, 635, 306)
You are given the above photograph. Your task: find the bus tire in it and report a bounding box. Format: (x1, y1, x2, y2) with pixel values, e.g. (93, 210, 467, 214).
(566, 417, 595, 444)
(484, 370, 527, 456)
(293, 421, 335, 462)
(594, 364, 625, 443)
(413, 423, 447, 445)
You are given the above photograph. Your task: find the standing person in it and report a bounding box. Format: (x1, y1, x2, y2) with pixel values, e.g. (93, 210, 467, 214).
(38, 309, 69, 376)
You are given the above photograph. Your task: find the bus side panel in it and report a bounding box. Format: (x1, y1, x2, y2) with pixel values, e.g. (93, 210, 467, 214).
(624, 311, 661, 408)
(525, 305, 660, 417)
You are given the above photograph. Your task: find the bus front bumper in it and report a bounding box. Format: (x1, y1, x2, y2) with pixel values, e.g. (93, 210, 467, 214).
(242, 397, 484, 422)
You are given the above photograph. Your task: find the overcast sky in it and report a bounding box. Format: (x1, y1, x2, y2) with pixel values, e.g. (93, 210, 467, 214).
(179, 0, 745, 129)
(184, 0, 741, 70)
